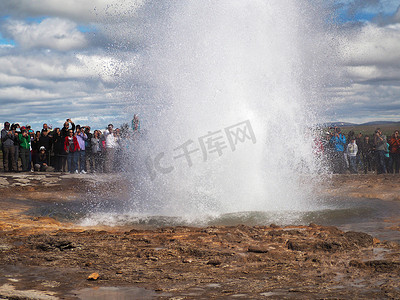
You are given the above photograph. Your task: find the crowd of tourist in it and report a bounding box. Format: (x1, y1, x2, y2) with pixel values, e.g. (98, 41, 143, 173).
(319, 127, 400, 175)
(1, 115, 141, 173)
(2, 118, 400, 176)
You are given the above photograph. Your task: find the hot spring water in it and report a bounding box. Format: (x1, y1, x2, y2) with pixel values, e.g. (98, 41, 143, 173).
(83, 1, 341, 225)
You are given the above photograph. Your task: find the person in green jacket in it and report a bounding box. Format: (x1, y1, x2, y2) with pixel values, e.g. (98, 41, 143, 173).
(19, 129, 31, 172)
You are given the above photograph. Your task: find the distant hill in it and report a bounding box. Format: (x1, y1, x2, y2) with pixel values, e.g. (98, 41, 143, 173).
(319, 121, 400, 136)
(322, 122, 357, 127)
(323, 121, 400, 127)
(324, 121, 400, 136)
(359, 121, 400, 126)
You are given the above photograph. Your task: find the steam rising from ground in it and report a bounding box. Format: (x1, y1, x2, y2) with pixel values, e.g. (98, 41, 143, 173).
(84, 1, 339, 225)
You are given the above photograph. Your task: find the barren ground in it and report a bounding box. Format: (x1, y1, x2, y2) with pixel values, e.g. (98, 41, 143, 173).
(0, 173, 399, 299)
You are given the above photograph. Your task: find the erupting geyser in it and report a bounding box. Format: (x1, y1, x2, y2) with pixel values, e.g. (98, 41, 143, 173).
(84, 0, 338, 226)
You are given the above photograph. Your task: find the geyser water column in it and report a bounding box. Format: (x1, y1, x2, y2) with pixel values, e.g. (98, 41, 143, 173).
(102, 1, 336, 222)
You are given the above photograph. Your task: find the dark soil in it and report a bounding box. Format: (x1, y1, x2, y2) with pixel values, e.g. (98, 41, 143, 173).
(0, 173, 399, 299)
(0, 224, 399, 299)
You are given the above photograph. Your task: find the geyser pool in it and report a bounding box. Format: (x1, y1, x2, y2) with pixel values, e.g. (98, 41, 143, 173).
(96, 1, 338, 222)
(26, 195, 400, 242)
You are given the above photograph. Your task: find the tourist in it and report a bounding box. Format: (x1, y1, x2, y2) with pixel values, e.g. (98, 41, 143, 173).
(388, 130, 400, 174)
(64, 129, 80, 173)
(100, 131, 107, 170)
(114, 128, 123, 171)
(11, 124, 21, 171)
(75, 125, 88, 174)
(26, 125, 33, 134)
(91, 130, 103, 172)
(346, 137, 358, 174)
(52, 128, 65, 172)
(28, 128, 35, 171)
(360, 135, 373, 174)
(1, 122, 17, 172)
(132, 114, 140, 132)
(321, 132, 333, 172)
(84, 126, 93, 172)
(34, 146, 53, 171)
(31, 131, 41, 169)
(329, 127, 347, 174)
(18, 129, 31, 172)
(373, 128, 387, 174)
(39, 130, 52, 165)
(104, 124, 117, 173)
(385, 140, 390, 173)
(61, 119, 75, 138)
(355, 132, 363, 170)
(41, 123, 52, 135)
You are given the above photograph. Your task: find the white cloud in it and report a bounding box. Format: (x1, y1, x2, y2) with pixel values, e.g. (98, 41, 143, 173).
(0, 86, 58, 101)
(341, 23, 400, 67)
(0, 44, 14, 49)
(0, 1, 399, 127)
(0, 51, 122, 82)
(322, 19, 400, 122)
(3, 18, 87, 51)
(0, 0, 144, 23)
(0, 45, 129, 128)
(0, 1, 144, 129)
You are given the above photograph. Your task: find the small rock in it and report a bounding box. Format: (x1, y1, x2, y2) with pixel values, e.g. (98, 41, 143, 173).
(248, 246, 269, 253)
(44, 257, 55, 262)
(322, 226, 343, 235)
(287, 240, 309, 251)
(349, 260, 363, 268)
(383, 241, 399, 249)
(149, 256, 159, 261)
(365, 260, 400, 272)
(344, 231, 373, 248)
(87, 273, 100, 280)
(207, 259, 222, 266)
(182, 258, 193, 263)
(0, 244, 12, 251)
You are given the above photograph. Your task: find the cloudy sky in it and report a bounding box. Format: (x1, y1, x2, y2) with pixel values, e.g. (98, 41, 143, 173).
(0, 0, 399, 130)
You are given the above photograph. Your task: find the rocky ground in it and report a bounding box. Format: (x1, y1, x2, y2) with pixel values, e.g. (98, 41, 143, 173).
(0, 173, 399, 299)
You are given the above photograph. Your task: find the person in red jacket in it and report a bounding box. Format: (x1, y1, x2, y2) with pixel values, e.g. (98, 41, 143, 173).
(388, 130, 400, 173)
(64, 129, 80, 173)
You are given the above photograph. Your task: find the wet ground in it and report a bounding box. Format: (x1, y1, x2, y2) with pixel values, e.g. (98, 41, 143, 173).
(0, 173, 399, 299)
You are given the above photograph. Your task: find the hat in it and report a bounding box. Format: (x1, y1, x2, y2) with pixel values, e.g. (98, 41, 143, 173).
(39, 146, 46, 151)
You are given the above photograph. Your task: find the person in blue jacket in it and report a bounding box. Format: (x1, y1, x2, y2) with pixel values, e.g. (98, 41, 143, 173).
(329, 127, 347, 174)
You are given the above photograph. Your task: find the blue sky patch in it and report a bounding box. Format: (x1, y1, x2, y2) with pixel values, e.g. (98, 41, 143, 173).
(78, 24, 98, 33)
(0, 32, 15, 46)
